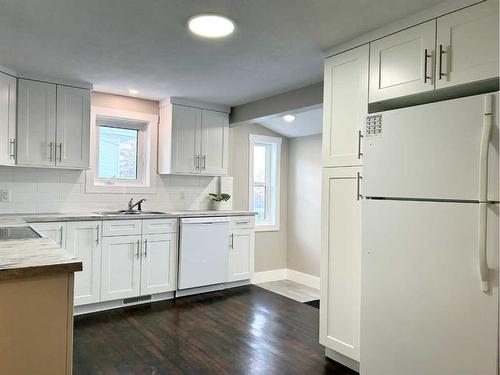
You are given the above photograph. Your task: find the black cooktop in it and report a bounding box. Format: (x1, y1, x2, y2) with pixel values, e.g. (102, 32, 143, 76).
(0, 226, 41, 240)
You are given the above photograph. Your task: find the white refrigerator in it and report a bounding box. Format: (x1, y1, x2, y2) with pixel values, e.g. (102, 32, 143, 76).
(361, 92, 499, 375)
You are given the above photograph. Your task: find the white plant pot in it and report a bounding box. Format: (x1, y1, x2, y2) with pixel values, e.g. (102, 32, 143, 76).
(212, 200, 230, 211)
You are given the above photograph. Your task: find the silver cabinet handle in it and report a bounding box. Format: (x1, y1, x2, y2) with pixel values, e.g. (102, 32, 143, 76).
(356, 172, 363, 201)
(9, 139, 15, 159)
(144, 239, 148, 257)
(59, 227, 63, 247)
(202, 155, 206, 170)
(58, 142, 63, 163)
(438, 44, 447, 80)
(136, 240, 140, 258)
(195, 154, 200, 170)
(230, 234, 234, 249)
(423, 48, 432, 84)
(236, 220, 250, 225)
(48, 142, 54, 162)
(95, 225, 100, 245)
(357, 130, 363, 159)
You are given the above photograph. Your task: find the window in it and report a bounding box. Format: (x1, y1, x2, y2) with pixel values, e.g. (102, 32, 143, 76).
(98, 126, 138, 180)
(86, 107, 158, 193)
(249, 134, 281, 231)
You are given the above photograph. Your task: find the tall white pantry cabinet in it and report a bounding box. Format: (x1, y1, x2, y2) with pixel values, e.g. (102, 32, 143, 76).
(320, 44, 367, 370)
(319, 0, 499, 371)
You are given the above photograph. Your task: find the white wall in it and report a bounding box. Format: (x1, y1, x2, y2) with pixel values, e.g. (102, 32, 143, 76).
(0, 92, 218, 214)
(287, 134, 322, 277)
(229, 123, 288, 273)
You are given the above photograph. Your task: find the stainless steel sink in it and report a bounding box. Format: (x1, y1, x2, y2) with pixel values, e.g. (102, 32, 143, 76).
(94, 210, 166, 216)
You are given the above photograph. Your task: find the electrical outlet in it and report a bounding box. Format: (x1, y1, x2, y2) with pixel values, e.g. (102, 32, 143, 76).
(0, 189, 11, 202)
(179, 192, 185, 200)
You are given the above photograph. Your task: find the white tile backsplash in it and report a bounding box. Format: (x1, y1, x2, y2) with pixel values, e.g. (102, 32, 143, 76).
(0, 166, 221, 214)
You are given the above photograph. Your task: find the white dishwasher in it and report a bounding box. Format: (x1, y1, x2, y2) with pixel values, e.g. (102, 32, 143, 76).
(178, 217, 230, 290)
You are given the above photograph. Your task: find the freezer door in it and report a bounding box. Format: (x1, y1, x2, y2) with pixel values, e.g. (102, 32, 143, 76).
(364, 92, 499, 201)
(361, 200, 499, 375)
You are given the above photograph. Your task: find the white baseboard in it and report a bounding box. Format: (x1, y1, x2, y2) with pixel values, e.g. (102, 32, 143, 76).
(286, 269, 320, 289)
(252, 269, 287, 284)
(252, 268, 320, 289)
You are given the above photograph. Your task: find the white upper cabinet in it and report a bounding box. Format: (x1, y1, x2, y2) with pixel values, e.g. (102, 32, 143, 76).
(369, 20, 436, 103)
(200, 109, 229, 175)
(435, 0, 499, 89)
(17, 78, 90, 169)
(0, 72, 16, 166)
(323, 45, 369, 167)
(56, 85, 91, 169)
(170, 104, 201, 174)
(17, 79, 57, 167)
(66, 221, 102, 306)
(158, 101, 229, 176)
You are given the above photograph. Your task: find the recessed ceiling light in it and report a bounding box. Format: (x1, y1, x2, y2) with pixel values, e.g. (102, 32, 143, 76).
(283, 114, 295, 123)
(188, 14, 235, 38)
(128, 89, 139, 95)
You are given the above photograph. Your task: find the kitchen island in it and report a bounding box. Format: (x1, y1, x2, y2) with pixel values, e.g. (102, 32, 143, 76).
(0, 221, 82, 375)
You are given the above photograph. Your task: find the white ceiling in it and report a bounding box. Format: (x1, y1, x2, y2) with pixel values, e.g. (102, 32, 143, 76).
(257, 107, 323, 138)
(0, 0, 447, 106)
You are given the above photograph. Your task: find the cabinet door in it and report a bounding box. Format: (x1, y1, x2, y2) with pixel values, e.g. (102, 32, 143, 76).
(140, 233, 177, 295)
(369, 20, 436, 103)
(17, 79, 57, 167)
(200, 109, 229, 175)
(228, 229, 255, 282)
(323, 45, 368, 167)
(320, 167, 361, 362)
(31, 222, 66, 249)
(436, 0, 499, 89)
(66, 221, 101, 306)
(100, 235, 141, 301)
(171, 104, 201, 174)
(56, 86, 91, 169)
(0, 72, 16, 165)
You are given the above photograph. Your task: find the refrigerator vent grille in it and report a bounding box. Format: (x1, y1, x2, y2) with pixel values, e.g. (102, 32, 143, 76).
(366, 114, 382, 137)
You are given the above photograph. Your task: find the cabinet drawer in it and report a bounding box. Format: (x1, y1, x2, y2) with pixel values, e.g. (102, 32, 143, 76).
(230, 216, 255, 230)
(102, 220, 142, 236)
(142, 218, 178, 234)
(30, 222, 66, 248)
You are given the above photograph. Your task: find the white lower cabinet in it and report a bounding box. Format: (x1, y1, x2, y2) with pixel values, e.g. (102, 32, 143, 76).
(228, 229, 255, 282)
(100, 235, 142, 301)
(66, 221, 101, 306)
(320, 167, 362, 363)
(31, 222, 66, 249)
(140, 233, 177, 295)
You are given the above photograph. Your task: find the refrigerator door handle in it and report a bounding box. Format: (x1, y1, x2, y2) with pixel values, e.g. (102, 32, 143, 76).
(477, 94, 493, 292)
(478, 202, 489, 292)
(478, 94, 493, 202)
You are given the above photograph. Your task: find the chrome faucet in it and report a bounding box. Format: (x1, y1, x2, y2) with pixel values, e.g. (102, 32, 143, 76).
(128, 198, 147, 211)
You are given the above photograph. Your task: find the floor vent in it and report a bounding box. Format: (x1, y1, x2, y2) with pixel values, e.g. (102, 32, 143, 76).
(123, 295, 152, 304)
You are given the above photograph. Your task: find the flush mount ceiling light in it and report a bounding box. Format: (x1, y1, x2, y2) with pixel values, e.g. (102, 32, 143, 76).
(187, 14, 235, 38)
(128, 89, 139, 95)
(283, 114, 296, 123)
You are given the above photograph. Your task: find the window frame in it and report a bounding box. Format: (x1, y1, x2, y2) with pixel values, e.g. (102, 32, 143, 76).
(85, 106, 158, 194)
(248, 134, 282, 232)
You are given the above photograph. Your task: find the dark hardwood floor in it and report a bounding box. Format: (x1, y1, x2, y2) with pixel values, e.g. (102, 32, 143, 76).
(73, 285, 356, 375)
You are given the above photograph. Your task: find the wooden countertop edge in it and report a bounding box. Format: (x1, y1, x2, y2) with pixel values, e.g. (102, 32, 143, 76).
(0, 261, 83, 281)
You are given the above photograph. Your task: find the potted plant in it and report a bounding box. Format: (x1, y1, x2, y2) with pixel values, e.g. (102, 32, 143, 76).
(209, 193, 231, 211)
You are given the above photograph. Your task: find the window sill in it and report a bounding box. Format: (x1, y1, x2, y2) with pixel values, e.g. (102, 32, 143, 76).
(255, 225, 280, 232)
